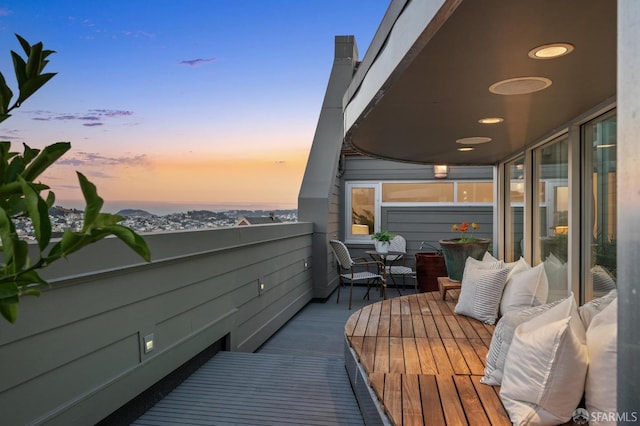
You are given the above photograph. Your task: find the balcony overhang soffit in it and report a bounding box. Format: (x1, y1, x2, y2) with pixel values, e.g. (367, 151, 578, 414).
(343, 0, 616, 166)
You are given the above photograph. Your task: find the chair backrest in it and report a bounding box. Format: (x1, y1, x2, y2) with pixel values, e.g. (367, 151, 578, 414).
(329, 240, 354, 270)
(389, 235, 407, 254)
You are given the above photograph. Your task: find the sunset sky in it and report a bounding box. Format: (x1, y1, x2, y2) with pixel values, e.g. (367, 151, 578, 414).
(0, 1, 388, 214)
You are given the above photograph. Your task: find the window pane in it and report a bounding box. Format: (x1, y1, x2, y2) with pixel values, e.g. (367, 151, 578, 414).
(382, 182, 454, 202)
(457, 182, 493, 203)
(351, 187, 375, 235)
(506, 157, 525, 261)
(535, 136, 569, 302)
(584, 113, 617, 299)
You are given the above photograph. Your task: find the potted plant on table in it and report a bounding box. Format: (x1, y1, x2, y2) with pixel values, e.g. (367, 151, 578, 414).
(415, 241, 447, 293)
(439, 222, 490, 282)
(371, 229, 394, 254)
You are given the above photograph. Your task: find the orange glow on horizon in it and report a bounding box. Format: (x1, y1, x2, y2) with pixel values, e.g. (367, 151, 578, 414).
(46, 148, 309, 208)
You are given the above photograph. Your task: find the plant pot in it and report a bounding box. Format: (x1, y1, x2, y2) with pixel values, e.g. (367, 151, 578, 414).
(415, 252, 447, 292)
(374, 240, 390, 254)
(439, 238, 491, 282)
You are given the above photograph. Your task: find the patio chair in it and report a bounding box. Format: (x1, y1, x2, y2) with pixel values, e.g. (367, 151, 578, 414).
(385, 235, 415, 294)
(329, 240, 386, 309)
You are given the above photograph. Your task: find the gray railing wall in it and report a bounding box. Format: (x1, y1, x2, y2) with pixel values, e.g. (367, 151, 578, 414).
(0, 222, 313, 426)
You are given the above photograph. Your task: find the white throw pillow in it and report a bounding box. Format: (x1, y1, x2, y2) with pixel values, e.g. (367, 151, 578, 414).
(578, 289, 617, 329)
(464, 255, 504, 274)
(504, 256, 530, 281)
(585, 298, 617, 425)
(455, 265, 509, 324)
(499, 294, 587, 425)
(481, 297, 565, 386)
(591, 265, 616, 296)
(543, 253, 569, 300)
(500, 262, 549, 315)
(483, 251, 499, 262)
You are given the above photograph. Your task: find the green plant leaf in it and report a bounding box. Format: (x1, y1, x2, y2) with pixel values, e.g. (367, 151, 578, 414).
(0, 72, 14, 114)
(22, 141, 70, 181)
(0, 282, 19, 299)
(58, 229, 91, 258)
(45, 190, 55, 208)
(7, 155, 25, 182)
(15, 34, 31, 57)
(22, 143, 40, 164)
(101, 225, 151, 262)
(16, 72, 57, 105)
(11, 238, 29, 275)
(94, 212, 125, 227)
(0, 301, 18, 323)
(15, 270, 48, 288)
(10, 50, 27, 91)
(77, 172, 103, 231)
(25, 41, 43, 78)
(4, 194, 26, 217)
(0, 207, 17, 267)
(21, 288, 41, 297)
(19, 176, 52, 250)
(0, 141, 12, 158)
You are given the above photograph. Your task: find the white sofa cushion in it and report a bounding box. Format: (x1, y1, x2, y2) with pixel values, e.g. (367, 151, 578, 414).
(500, 262, 548, 315)
(591, 265, 616, 296)
(578, 289, 617, 329)
(455, 262, 509, 325)
(481, 297, 564, 386)
(499, 294, 587, 425)
(585, 298, 617, 425)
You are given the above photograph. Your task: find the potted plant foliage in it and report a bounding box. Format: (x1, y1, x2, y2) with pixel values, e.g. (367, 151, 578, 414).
(371, 229, 394, 254)
(0, 34, 150, 324)
(439, 222, 490, 282)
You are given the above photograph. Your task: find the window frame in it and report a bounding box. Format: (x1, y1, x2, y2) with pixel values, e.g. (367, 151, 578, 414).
(344, 179, 493, 244)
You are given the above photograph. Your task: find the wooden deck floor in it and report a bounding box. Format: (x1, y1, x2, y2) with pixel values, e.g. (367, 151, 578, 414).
(345, 290, 512, 426)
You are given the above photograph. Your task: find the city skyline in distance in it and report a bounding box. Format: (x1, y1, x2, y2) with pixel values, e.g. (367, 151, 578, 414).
(55, 199, 298, 216)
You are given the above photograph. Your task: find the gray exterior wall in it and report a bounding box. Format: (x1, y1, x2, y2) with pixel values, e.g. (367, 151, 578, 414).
(298, 36, 359, 299)
(0, 223, 313, 425)
(341, 156, 494, 181)
(340, 155, 494, 266)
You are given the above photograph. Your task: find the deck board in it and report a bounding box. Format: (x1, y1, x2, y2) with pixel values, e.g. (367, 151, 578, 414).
(134, 351, 364, 426)
(346, 290, 514, 426)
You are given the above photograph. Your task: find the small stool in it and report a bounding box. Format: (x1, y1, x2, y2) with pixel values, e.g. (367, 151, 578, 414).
(438, 276, 461, 300)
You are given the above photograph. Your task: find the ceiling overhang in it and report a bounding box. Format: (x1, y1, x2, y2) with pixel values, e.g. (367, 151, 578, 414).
(344, 0, 617, 165)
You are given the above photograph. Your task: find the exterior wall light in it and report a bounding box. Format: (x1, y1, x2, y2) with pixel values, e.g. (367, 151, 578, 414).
(434, 164, 448, 179)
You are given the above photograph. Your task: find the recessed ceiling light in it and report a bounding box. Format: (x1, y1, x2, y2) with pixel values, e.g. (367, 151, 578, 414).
(478, 117, 504, 124)
(456, 137, 492, 145)
(489, 77, 552, 95)
(457, 147, 475, 152)
(528, 43, 574, 59)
